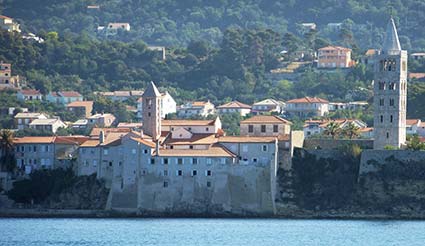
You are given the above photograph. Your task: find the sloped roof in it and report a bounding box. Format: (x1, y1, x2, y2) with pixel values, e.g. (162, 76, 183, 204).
(130, 137, 156, 148)
(142, 81, 161, 98)
(286, 97, 329, 104)
(406, 119, 421, 126)
(383, 18, 401, 53)
(217, 101, 251, 109)
(19, 89, 41, 95)
(155, 144, 236, 157)
(241, 115, 292, 125)
(59, 91, 82, 97)
(66, 101, 93, 107)
(90, 127, 132, 137)
(319, 45, 351, 51)
(29, 118, 65, 126)
(253, 99, 282, 106)
(218, 136, 277, 143)
(0, 15, 12, 20)
(14, 136, 56, 144)
(164, 134, 218, 145)
(162, 119, 216, 126)
(14, 112, 46, 118)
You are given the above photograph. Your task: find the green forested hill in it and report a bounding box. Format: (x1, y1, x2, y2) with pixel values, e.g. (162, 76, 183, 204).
(2, 0, 425, 50)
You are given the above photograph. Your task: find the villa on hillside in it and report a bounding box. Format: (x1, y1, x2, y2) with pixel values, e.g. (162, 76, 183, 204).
(318, 46, 355, 68)
(0, 15, 20, 33)
(17, 89, 43, 101)
(251, 99, 285, 115)
(303, 119, 368, 138)
(240, 115, 291, 137)
(217, 101, 251, 116)
(285, 97, 329, 117)
(46, 91, 83, 104)
(177, 101, 215, 118)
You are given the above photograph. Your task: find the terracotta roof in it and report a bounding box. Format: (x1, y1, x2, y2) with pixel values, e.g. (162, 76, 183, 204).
(406, 119, 421, 126)
(14, 136, 55, 144)
(155, 144, 236, 157)
(253, 99, 282, 106)
(162, 119, 216, 126)
(218, 101, 251, 109)
(241, 115, 292, 125)
(59, 91, 82, 97)
(55, 136, 90, 145)
(192, 101, 209, 107)
(164, 134, 218, 145)
(19, 89, 41, 96)
(360, 127, 373, 133)
(319, 45, 352, 51)
(409, 73, 425, 80)
(80, 139, 100, 147)
(66, 101, 93, 107)
(365, 49, 378, 56)
(286, 97, 329, 104)
(218, 136, 277, 143)
(29, 118, 65, 126)
(0, 15, 12, 20)
(130, 137, 156, 148)
(90, 127, 132, 137)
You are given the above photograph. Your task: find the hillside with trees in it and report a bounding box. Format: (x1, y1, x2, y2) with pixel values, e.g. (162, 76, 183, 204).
(2, 0, 425, 51)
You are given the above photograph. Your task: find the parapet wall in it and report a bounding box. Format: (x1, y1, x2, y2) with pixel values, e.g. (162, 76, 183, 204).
(304, 139, 373, 150)
(359, 150, 425, 175)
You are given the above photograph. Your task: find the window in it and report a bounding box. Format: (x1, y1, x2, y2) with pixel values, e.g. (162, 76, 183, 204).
(163, 181, 168, 188)
(386, 132, 390, 139)
(178, 158, 183, 165)
(261, 125, 266, 133)
(109, 161, 113, 167)
(248, 125, 254, 133)
(273, 125, 278, 133)
(143, 149, 148, 154)
(379, 98, 384, 106)
(380, 115, 383, 123)
(163, 170, 168, 176)
(206, 127, 209, 132)
(390, 115, 393, 123)
(189, 145, 193, 149)
(220, 158, 226, 165)
(192, 170, 197, 176)
(148, 112, 151, 117)
(103, 148, 109, 155)
(163, 158, 168, 164)
(192, 158, 198, 165)
(253, 158, 258, 163)
(93, 160, 97, 167)
(33, 146, 37, 152)
(150, 158, 155, 165)
(207, 181, 211, 187)
(262, 145, 268, 152)
(390, 99, 395, 106)
(177, 170, 183, 176)
(206, 158, 212, 165)
(206, 170, 212, 176)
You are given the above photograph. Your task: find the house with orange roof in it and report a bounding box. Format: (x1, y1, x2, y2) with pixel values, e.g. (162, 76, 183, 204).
(318, 45, 354, 68)
(66, 101, 93, 118)
(47, 91, 83, 104)
(217, 101, 251, 116)
(177, 100, 215, 118)
(29, 118, 67, 133)
(14, 112, 48, 130)
(240, 115, 291, 137)
(14, 136, 88, 174)
(87, 113, 116, 127)
(285, 97, 329, 117)
(0, 15, 20, 33)
(17, 89, 43, 101)
(406, 119, 422, 136)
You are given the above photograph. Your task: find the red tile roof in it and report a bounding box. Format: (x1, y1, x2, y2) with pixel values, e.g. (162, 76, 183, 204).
(162, 119, 216, 126)
(219, 136, 277, 143)
(60, 91, 82, 97)
(286, 97, 329, 104)
(0, 15, 12, 20)
(409, 73, 425, 80)
(19, 89, 41, 96)
(406, 119, 421, 126)
(319, 45, 352, 51)
(66, 101, 93, 107)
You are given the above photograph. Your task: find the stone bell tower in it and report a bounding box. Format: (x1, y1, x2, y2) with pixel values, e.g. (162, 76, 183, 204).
(142, 81, 162, 140)
(373, 18, 407, 149)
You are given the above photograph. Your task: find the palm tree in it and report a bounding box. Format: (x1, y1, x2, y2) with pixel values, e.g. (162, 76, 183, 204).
(0, 129, 16, 172)
(342, 122, 360, 139)
(323, 122, 341, 139)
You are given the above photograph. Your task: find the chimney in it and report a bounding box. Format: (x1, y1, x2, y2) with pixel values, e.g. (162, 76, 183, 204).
(99, 130, 105, 144)
(155, 140, 160, 156)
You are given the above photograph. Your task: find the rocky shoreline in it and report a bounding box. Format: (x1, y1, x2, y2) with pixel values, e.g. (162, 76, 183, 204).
(1, 208, 425, 220)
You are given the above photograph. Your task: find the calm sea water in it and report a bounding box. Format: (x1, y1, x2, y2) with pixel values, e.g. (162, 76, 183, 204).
(0, 218, 424, 246)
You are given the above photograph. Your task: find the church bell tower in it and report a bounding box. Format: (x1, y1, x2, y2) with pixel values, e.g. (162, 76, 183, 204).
(142, 81, 162, 140)
(373, 18, 407, 149)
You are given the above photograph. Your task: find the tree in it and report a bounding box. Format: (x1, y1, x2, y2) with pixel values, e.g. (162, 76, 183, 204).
(0, 129, 16, 172)
(323, 122, 341, 139)
(406, 135, 425, 151)
(342, 122, 360, 139)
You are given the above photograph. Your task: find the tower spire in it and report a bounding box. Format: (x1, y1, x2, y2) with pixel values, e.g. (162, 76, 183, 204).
(382, 18, 401, 54)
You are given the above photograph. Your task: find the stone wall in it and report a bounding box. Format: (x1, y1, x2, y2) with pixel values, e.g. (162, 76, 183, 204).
(304, 139, 373, 150)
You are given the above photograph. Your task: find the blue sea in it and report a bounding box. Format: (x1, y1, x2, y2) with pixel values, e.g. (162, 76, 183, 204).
(0, 218, 424, 245)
